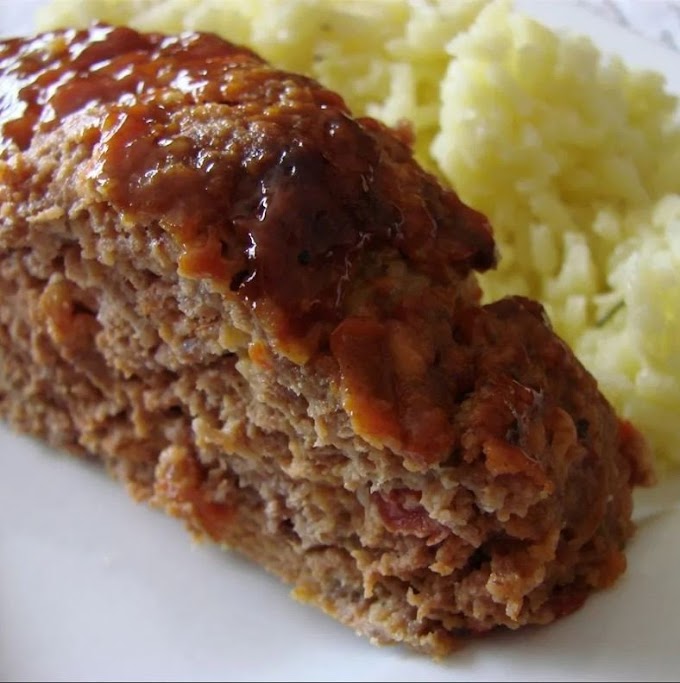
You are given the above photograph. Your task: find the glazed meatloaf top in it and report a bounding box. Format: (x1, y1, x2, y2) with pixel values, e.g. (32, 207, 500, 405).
(0, 24, 501, 470)
(0, 24, 494, 341)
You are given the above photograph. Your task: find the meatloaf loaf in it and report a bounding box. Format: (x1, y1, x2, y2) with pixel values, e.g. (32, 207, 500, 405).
(0, 25, 654, 654)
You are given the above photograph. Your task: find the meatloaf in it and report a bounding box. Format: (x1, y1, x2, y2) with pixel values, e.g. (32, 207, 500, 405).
(0, 25, 654, 654)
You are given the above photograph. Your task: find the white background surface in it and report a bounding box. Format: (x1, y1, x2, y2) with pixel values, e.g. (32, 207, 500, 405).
(1, 1, 680, 681)
(578, 0, 680, 51)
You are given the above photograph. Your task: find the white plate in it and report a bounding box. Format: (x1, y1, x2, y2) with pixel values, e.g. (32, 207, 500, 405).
(1, 2, 680, 681)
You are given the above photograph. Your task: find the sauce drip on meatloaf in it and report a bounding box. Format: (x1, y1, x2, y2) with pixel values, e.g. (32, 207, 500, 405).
(0, 25, 494, 348)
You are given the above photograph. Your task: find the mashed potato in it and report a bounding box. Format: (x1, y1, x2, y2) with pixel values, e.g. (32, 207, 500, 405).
(39, 0, 680, 466)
